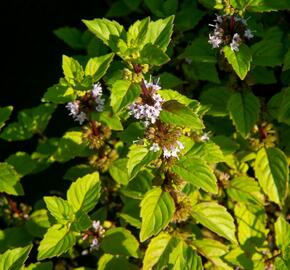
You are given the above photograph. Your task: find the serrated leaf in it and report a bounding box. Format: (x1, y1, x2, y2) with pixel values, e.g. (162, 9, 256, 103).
(186, 141, 224, 164)
(275, 216, 290, 255)
(6, 152, 37, 177)
(37, 224, 76, 260)
(44, 196, 74, 224)
(109, 158, 129, 185)
(234, 203, 268, 247)
(67, 172, 101, 213)
(227, 176, 263, 205)
(223, 44, 252, 80)
(172, 157, 218, 193)
(62, 55, 84, 83)
(110, 80, 140, 113)
(143, 232, 177, 270)
(200, 87, 231, 117)
(138, 43, 170, 66)
(144, 16, 174, 52)
(227, 91, 260, 138)
(85, 53, 114, 82)
(191, 238, 228, 259)
(191, 202, 237, 243)
(0, 162, 23, 196)
(127, 17, 149, 47)
(42, 84, 75, 104)
(0, 106, 13, 130)
(140, 187, 175, 242)
(254, 147, 288, 206)
(101, 228, 140, 258)
(82, 18, 126, 52)
(98, 254, 138, 270)
(160, 100, 204, 130)
(232, 0, 290, 13)
(168, 240, 203, 270)
(0, 104, 56, 141)
(0, 245, 32, 270)
(127, 144, 160, 179)
(25, 209, 51, 238)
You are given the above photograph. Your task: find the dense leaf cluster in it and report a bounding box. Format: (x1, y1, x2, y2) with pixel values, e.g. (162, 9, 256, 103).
(1, 1, 290, 269)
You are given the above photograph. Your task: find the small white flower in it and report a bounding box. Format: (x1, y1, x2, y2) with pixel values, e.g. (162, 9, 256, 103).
(176, 141, 185, 150)
(66, 101, 87, 125)
(91, 83, 102, 98)
(92, 220, 101, 231)
(244, 29, 254, 39)
(144, 77, 161, 92)
(150, 143, 160, 152)
(200, 132, 210, 142)
(208, 33, 223, 48)
(163, 147, 172, 158)
(90, 237, 99, 250)
(230, 33, 242, 52)
(75, 111, 87, 125)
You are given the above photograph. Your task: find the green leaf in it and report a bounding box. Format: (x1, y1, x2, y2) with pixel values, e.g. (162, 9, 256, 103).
(144, 16, 174, 52)
(227, 91, 260, 138)
(159, 73, 184, 89)
(227, 176, 264, 205)
(191, 238, 228, 259)
(140, 187, 175, 242)
(160, 100, 204, 130)
(64, 164, 95, 181)
(159, 90, 196, 107)
(109, 158, 130, 185)
(283, 48, 290, 71)
(254, 147, 288, 206)
(191, 202, 237, 243)
(0, 106, 13, 130)
(85, 53, 114, 82)
(101, 228, 140, 258)
(67, 172, 101, 213)
(168, 240, 203, 270)
(42, 84, 75, 104)
(82, 18, 126, 52)
(127, 144, 160, 179)
(143, 232, 177, 270)
(110, 80, 140, 113)
(71, 210, 92, 232)
(6, 152, 37, 177)
(234, 203, 268, 247)
(251, 40, 283, 67)
(0, 162, 23, 196)
(38, 224, 76, 260)
(54, 27, 84, 50)
(98, 254, 138, 270)
(0, 104, 56, 141)
(186, 141, 224, 164)
(0, 245, 32, 270)
(200, 87, 231, 117)
(62, 55, 84, 83)
(179, 38, 216, 63)
(275, 216, 290, 255)
(25, 209, 51, 238)
(172, 157, 218, 193)
(144, 0, 177, 17)
(138, 43, 170, 66)
(232, 0, 290, 12)
(44, 196, 74, 224)
(127, 17, 150, 47)
(52, 131, 91, 162)
(223, 44, 252, 80)
(25, 261, 53, 270)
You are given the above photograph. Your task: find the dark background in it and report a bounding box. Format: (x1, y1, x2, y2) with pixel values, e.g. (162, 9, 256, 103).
(1, 0, 110, 109)
(0, 0, 112, 202)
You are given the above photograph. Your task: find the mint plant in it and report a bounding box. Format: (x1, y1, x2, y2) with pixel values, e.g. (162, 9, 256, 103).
(1, 1, 290, 269)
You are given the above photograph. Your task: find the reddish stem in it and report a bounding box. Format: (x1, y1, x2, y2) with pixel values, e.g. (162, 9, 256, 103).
(91, 121, 99, 136)
(258, 125, 267, 140)
(230, 15, 235, 35)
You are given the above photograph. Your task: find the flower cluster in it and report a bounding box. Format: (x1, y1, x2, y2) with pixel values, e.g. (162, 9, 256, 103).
(66, 83, 105, 125)
(208, 14, 254, 52)
(162, 141, 185, 159)
(82, 220, 105, 254)
(129, 79, 163, 127)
